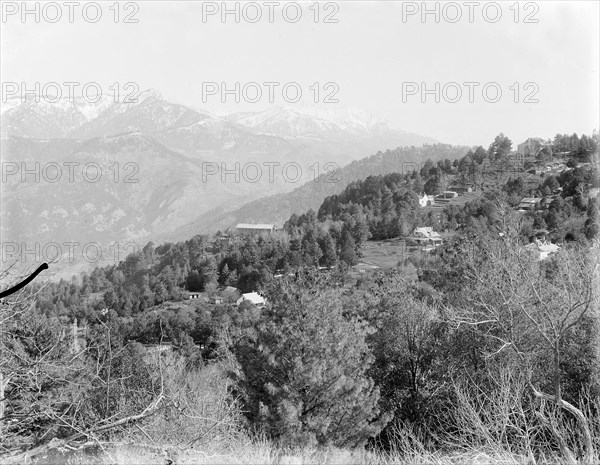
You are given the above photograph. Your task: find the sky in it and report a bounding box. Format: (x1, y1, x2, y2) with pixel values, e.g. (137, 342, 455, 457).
(1, 0, 599, 146)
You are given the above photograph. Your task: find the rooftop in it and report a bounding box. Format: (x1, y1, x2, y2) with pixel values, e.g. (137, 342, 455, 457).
(239, 292, 266, 305)
(525, 240, 560, 254)
(236, 223, 276, 230)
(413, 227, 442, 239)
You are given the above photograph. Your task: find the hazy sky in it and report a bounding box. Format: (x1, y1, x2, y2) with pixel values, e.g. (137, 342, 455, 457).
(1, 0, 598, 146)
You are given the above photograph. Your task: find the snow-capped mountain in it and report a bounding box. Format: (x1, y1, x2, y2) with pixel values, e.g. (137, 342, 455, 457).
(1, 89, 439, 277)
(226, 105, 411, 140)
(1, 94, 115, 139)
(71, 90, 214, 139)
(2, 89, 434, 148)
(0, 90, 174, 138)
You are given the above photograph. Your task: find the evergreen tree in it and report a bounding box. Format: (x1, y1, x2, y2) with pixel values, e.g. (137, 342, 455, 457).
(339, 229, 357, 266)
(488, 133, 512, 161)
(186, 270, 202, 292)
(230, 279, 389, 447)
(319, 232, 338, 268)
(301, 229, 322, 267)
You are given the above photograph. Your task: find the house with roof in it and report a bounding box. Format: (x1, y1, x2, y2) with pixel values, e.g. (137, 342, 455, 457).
(524, 239, 560, 261)
(448, 183, 473, 194)
(411, 227, 443, 246)
(186, 291, 203, 300)
(236, 292, 267, 308)
(517, 197, 542, 211)
(235, 223, 277, 236)
(436, 191, 459, 200)
(418, 193, 435, 207)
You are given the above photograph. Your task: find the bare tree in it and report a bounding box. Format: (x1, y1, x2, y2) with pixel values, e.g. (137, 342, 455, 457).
(449, 234, 599, 463)
(0, 267, 169, 463)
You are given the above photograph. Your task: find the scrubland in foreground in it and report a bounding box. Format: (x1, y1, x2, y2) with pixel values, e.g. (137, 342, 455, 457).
(18, 357, 600, 465)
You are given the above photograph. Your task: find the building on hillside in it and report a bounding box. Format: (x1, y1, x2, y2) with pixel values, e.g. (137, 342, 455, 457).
(187, 291, 203, 300)
(418, 193, 435, 207)
(235, 223, 277, 236)
(412, 227, 443, 246)
(517, 197, 542, 211)
(524, 239, 560, 261)
(447, 183, 473, 194)
(436, 191, 459, 200)
(236, 292, 266, 308)
(517, 137, 552, 158)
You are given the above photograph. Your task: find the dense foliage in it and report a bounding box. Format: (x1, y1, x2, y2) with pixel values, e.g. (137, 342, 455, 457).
(2, 132, 599, 460)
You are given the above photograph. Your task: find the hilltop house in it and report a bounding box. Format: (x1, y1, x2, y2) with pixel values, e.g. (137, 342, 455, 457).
(236, 292, 266, 308)
(418, 193, 435, 207)
(517, 197, 542, 211)
(436, 191, 459, 200)
(235, 223, 277, 236)
(448, 183, 473, 194)
(412, 227, 443, 246)
(524, 239, 560, 261)
(186, 291, 203, 300)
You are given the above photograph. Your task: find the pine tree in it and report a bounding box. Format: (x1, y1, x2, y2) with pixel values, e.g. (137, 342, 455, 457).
(301, 229, 322, 267)
(319, 232, 338, 268)
(230, 279, 389, 447)
(339, 229, 357, 266)
(488, 133, 513, 161)
(186, 270, 202, 292)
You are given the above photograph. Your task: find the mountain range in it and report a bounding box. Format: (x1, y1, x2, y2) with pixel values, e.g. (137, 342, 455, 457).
(1, 89, 443, 277)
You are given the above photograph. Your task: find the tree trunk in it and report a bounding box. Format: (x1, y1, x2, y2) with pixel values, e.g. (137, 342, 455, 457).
(530, 383, 595, 464)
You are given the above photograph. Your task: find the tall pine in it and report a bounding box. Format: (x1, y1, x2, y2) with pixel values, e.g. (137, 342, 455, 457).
(229, 275, 389, 447)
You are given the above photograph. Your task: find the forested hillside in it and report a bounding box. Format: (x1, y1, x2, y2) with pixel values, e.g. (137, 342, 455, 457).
(162, 143, 469, 239)
(2, 132, 600, 464)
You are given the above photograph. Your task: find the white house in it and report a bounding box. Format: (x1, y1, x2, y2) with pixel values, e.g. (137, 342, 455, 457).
(412, 227, 443, 246)
(418, 193, 435, 207)
(235, 223, 276, 236)
(236, 292, 266, 307)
